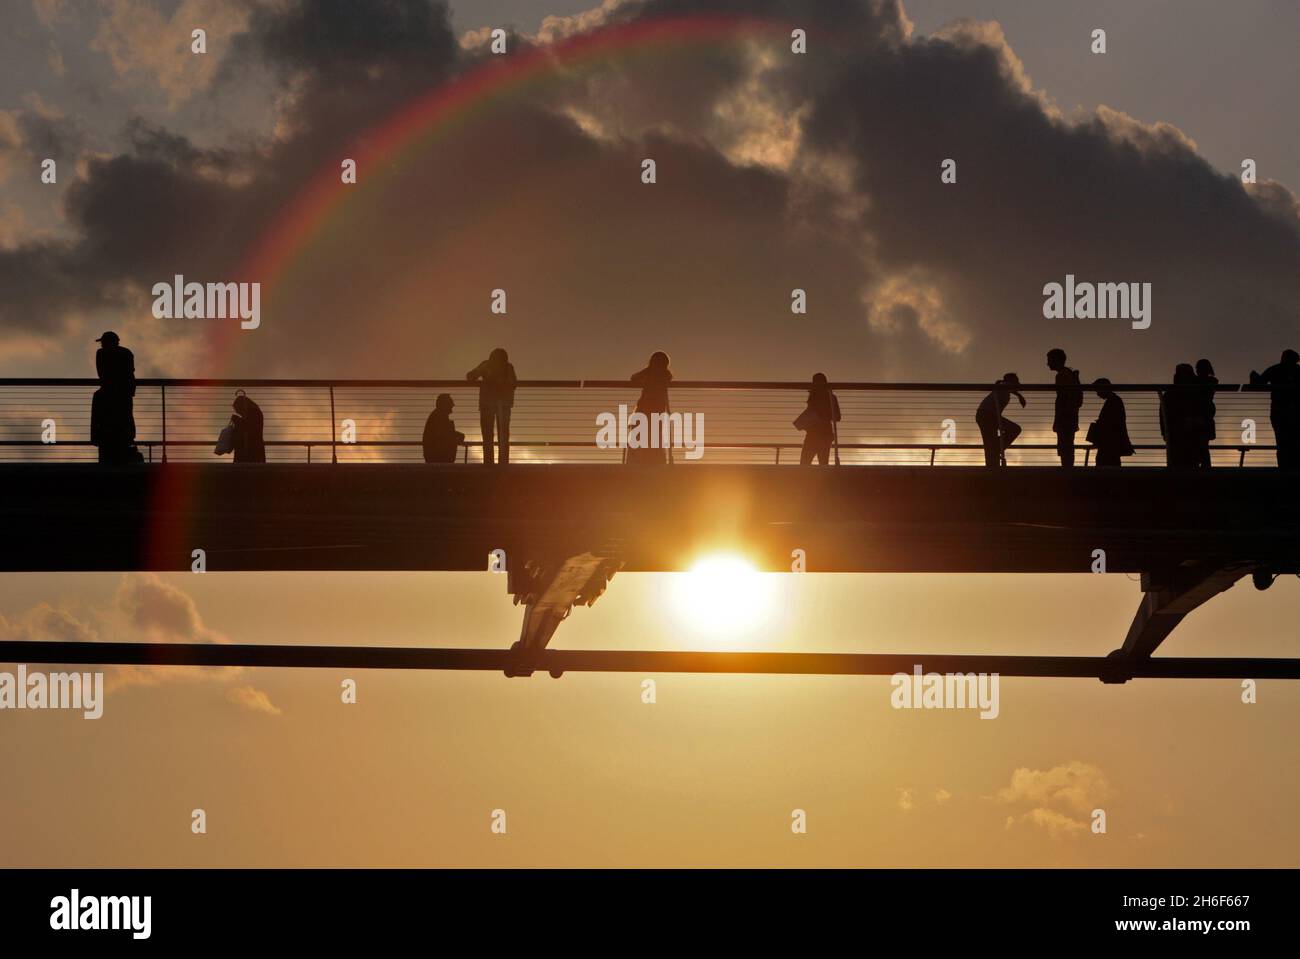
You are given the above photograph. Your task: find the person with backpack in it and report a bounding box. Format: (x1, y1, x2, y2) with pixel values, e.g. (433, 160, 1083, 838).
(422, 393, 464, 463)
(1046, 348, 1083, 467)
(794, 372, 841, 466)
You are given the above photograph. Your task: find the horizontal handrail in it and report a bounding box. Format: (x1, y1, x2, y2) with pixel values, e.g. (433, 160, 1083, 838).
(0, 377, 1274, 391)
(0, 377, 1285, 467)
(0, 440, 1277, 451)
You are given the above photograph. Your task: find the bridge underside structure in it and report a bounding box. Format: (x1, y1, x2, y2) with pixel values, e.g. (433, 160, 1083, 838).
(1, 464, 1296, 683)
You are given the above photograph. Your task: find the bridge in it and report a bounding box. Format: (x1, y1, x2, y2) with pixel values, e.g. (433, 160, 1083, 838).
(0, 377, 1296, 683)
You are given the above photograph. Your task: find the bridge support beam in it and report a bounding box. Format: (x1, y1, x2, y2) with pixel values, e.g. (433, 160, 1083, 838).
(505, 551, 623, 677)
(1102, 562, 1252, 683)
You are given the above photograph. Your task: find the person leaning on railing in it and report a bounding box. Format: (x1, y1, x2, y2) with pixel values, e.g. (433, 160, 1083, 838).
(1248, 348, 1300, 469)
(975, 373, 1025, 467)
(90, 330, 139, 465)
(466, 348, 517, 465)
(628, 351, 673, 466)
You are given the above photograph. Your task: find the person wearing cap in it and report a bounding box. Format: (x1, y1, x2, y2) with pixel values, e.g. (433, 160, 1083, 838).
(91, 331, 137, 464)
(1086, 378, 1134, 466)
(423, 393, 465, 464)
(975, 372, 1025, 467)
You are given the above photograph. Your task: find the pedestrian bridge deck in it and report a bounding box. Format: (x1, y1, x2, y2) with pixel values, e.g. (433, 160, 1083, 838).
(0, 463, 1293, 574)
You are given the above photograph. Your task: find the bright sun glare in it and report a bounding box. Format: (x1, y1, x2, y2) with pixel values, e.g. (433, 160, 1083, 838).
(670, 554, 773, 639)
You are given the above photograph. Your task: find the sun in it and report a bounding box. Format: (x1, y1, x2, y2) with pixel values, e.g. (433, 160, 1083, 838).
(669, 554, 774, 639)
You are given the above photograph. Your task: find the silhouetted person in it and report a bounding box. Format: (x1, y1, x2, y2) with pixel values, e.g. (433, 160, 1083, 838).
(422, 393, 464, 463)
(628, 350, 673, 465)
(1193, 358, 1218, 468)
(976, 373, 1025, 467)
(229, 390, 265, 463)
(1160, 364, 1199, 467)
(795, 373, 841, 466)
(1087, 379, 1133, 466)
(466, 348, 517, 465)
(91, 330, 137, 464)
(1046, 348, 1082, 467)
(1249, 349, 1300, 468)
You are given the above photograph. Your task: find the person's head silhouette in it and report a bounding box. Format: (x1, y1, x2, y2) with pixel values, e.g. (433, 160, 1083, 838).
(95, 331, 120, 347)
(1282, 349, 1299, 366)
(488, 347, 509, 366)
(1195, 359, 1216, 378)
(1093, 377, 1113, 399)
(1046, 348, 1066, 372)
(435, 393, 455, 413)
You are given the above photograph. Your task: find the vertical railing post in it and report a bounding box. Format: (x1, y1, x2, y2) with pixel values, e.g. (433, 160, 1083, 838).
(159, 384, 168, 463)
(329, 385, 338, 464)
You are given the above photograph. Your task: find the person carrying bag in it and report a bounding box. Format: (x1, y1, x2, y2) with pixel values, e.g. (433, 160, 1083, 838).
(795, 373, 841, 466)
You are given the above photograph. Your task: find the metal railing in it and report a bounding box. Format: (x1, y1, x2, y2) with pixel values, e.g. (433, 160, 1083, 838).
(0, 377, 1282, 466)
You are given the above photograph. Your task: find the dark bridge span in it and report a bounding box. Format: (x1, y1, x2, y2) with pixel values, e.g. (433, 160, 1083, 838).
(1, 463, 1295, 573)
(1, 463, 1297, 682)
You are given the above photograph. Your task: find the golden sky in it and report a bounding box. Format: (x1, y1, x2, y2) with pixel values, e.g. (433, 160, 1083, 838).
(2, 568, 1296, 867)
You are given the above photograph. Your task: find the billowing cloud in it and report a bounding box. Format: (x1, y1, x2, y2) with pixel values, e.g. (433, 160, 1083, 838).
(0, 573, 279, 712)
(995, 760, 1114, 838)
(226, 683, 283, 715)
(89, 0, 250, 107)
(2, 0, 1298, 385)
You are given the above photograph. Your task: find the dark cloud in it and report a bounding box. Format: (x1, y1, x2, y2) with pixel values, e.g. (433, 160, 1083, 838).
(15, 110, 85, 164)
(245, 0, 458, 81)
(801, 18, 1300, 374)
(2, 0, 1298, 381)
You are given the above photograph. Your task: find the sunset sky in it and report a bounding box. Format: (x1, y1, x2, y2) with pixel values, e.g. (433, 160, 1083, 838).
(1, 0, 1298, 867)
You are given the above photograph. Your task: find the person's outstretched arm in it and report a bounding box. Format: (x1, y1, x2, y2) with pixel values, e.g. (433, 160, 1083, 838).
(1013, 391, 1026, 407)
(467, 362, 486, 381)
